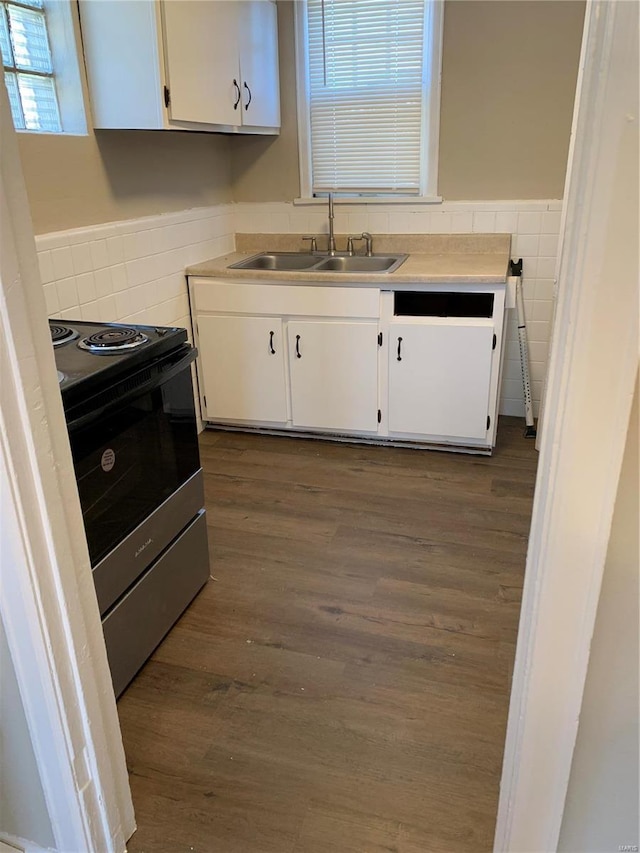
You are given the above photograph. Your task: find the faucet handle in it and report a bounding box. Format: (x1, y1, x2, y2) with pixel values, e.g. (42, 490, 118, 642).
(361, 232, 373, 257)
(301, 235, 318, 253)
(346, 234, 364, 256)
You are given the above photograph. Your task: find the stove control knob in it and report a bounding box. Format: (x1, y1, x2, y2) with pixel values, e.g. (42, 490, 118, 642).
(155, 328, 168, 336)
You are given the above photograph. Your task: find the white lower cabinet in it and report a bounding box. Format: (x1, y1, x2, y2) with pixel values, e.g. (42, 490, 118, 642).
(190, 277, 507, 452)
(197, 314, 287, 423)
(288, 321, 379, 433)
(388, 321, 495, 440)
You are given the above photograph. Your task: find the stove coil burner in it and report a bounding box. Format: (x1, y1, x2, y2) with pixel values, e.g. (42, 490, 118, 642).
(78, 326, 149, 354)
(50, 324, 78, 348)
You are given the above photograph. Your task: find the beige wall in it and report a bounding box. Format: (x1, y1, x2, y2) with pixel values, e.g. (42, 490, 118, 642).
(19, 130, 232, 235)
(231, 0, 585, 203)
(439, 1, 584, 199)
(558, 382, 639, 852)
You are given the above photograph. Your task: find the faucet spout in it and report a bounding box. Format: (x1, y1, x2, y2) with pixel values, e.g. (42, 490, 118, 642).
(327, 192, 336, 256)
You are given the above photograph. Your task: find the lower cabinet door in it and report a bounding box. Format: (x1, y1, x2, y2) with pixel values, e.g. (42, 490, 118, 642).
(197, 314, 288, 422)
(288, 320, 379, 432)
(388, 321, 494, 440)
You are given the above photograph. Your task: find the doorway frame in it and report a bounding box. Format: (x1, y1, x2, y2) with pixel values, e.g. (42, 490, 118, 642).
(0, 81, 135, 851)
(493, 1, 638, 850)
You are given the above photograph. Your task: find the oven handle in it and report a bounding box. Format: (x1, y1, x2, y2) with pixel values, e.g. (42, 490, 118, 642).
(66, 347, 197, 433)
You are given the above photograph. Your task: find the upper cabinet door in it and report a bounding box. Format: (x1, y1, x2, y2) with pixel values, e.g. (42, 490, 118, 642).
(162, 0, 240, 126)
(238, 1, 281, 128)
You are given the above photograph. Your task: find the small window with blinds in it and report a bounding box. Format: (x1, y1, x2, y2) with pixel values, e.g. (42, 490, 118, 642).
(1, 0, 61, 132)
(297, 0, 442, 198)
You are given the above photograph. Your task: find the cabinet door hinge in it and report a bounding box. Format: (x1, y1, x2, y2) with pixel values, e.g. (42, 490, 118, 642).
(377, 409, 382, 424)
(487, 415, 491, 430)
(492, 333, 497, 350)
(163, 85, 171, 108)
(377, 331, 383, 346)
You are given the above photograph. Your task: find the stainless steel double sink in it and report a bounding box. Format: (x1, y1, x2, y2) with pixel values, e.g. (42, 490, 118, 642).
(228, 251, 408, 274)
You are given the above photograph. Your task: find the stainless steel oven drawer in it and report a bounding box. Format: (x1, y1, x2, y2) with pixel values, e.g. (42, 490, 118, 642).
(93, 469, 205, 615)
(103, 509, 209, 697)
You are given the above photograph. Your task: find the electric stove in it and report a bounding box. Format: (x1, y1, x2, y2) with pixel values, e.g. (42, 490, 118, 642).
(50, 319, 210, 697)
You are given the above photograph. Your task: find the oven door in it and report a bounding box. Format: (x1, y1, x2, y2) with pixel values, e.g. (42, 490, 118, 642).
(66, 345, 201, 572)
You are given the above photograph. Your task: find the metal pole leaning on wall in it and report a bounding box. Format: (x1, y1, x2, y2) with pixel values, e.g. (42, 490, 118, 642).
(510, 258, 536, 438)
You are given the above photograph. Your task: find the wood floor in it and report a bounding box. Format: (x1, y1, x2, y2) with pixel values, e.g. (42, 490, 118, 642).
(119, 419, 538, 853)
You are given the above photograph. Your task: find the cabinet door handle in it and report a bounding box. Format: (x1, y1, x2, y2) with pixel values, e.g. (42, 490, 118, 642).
(243, 82, 252, 111)
(269, 330, 275, 354)
(295, 334, 302, 358)
(397, 337, 403, 361)
(233, 79, 241, 110)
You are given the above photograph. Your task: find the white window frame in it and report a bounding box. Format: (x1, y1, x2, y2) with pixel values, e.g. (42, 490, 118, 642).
(2, 0, 86, 135)
(294, 0, 443, 204)
(42, 0, 86, 134)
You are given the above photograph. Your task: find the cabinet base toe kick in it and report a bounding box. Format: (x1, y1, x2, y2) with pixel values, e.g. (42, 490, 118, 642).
(204, 422, 493, 456)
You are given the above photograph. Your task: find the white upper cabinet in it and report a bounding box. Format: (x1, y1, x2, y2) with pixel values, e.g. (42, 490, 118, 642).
(237, 1, 281, 128)
(79, 0, 280, 133)
(162, 1, 240, 127)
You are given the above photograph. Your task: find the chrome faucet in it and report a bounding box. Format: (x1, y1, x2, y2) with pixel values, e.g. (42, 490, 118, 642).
(362, 232, 373, 256)
(327, 192, 336, 256)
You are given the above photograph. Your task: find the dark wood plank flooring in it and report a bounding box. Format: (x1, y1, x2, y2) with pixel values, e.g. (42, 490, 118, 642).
(119, 419, 538, 853)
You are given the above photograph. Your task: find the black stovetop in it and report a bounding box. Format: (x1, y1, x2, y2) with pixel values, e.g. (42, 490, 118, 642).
(51, 319, 188, 401)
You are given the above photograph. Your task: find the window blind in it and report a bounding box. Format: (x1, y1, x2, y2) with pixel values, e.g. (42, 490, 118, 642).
(306, 0, 427, 195)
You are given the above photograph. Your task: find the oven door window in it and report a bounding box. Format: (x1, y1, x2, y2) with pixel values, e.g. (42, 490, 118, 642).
(70, 368, 200, 566)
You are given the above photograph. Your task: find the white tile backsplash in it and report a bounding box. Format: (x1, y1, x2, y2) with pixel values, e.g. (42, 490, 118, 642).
(89, 239, 110, 270)
(93, 267, 113, 298)
(37, 203, 235, 334)
(71, 242, 93, 275)
(37, 198, 561, 420)
(472, 211, 497, 232)
(38, 250, 54, 284)
(51, 246, 74, 280)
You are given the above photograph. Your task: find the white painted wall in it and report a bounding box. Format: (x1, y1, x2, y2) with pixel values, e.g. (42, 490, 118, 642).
(0, 618, 54, 850)
(558, 382, 639, 853)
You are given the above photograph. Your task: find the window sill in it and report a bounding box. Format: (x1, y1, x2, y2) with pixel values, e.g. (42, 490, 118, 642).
(293, 196, 443, 206)
(17, 130, 89, 137)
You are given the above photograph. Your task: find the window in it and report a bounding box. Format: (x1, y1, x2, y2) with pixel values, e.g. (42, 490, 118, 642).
(1, 0, 62, 131)
(295, 0, 443, 199)
(1, 0, 85, 134)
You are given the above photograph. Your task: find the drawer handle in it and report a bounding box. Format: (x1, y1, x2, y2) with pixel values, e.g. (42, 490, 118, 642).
(397, 336, 403, 361)
(295, 334, 302, 358)
(233, 79, 241, 110)
(269, 330, 275, 354)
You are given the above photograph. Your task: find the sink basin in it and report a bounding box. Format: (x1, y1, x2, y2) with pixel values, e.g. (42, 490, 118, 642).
(313, 254, 407, 273)
(229, 252, 319, 271)
(228, 252, 408, 274)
